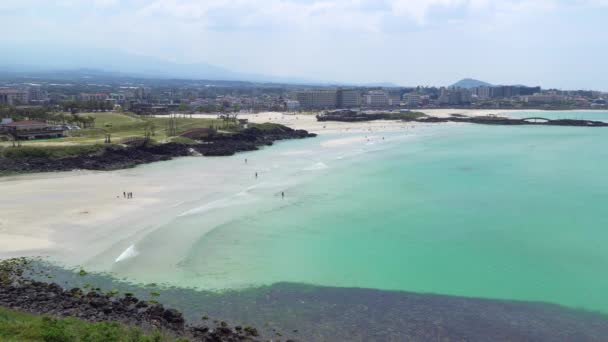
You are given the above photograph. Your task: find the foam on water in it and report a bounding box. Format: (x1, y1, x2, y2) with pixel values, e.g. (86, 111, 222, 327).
(75, 115, 608, 314)
(178, 192, 256, 217)
(115, 244, 139, 263)
(303, 162, 329, 171)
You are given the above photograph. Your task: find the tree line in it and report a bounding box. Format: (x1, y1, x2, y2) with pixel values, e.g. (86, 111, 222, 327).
(60, 100, 114, 113)
(0, 105, 95, 128)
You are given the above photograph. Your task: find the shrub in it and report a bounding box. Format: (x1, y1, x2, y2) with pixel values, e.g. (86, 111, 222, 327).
(2, 144, 105, 159)
(80, 321, 122, 342)
(40, 317, 76, 342)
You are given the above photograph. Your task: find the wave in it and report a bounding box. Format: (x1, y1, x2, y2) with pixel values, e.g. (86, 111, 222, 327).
(178, 191, 255, 217)
(303, 162, 329, 171)
(115, 244, 139, 263)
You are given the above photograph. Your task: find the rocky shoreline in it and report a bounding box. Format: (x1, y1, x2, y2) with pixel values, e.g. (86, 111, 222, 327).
(0, 258, 268, 342)
(317, 111, 608, 127)
(0, 125, 316, 175)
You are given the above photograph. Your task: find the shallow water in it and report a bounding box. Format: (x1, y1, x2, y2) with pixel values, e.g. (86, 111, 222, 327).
(39, 111, 608, 315)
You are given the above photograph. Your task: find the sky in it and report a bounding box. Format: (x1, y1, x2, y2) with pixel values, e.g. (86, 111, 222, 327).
(1, 0, 607, 89)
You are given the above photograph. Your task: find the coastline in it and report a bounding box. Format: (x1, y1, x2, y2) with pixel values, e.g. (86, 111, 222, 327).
(1, 108, 604, 261)
(4, 110, 608, 314)
(4, 258, 608, 342)
(189, 108, 598, 134)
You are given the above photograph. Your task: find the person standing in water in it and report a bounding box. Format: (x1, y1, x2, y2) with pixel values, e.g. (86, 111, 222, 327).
(245, 158, 248, 164)
(281, 191, 285, 199)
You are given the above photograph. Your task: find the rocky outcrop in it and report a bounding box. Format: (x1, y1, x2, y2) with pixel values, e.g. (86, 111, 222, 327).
(0, 259, 262, 341)
(317, 112, 608, 127)
(0, 125, 317, 175)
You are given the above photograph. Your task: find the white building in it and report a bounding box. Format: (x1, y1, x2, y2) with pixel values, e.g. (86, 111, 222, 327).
(0, 89, 29, 105)
(474, 86, 491, 99)
(402, 93, 421, 107)
(337, 89, 360, 108)
(294, 90, 338, 109)
(363, 91, 389, 107)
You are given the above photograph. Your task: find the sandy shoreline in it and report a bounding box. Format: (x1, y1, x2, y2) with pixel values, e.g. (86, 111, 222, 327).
(0, 108, 576, 259)
(0, 171, 164, 257)
(188, 109, 545, 135)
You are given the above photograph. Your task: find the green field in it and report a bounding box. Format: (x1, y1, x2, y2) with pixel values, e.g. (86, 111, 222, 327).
(0, 112, 296, 161)
(0, 307, 184, 342)
(0, 112, 234, 147)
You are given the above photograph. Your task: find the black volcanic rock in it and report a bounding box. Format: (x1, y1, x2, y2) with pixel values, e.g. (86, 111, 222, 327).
(0, 259, 260, 341)
(0, 125, 317, 175)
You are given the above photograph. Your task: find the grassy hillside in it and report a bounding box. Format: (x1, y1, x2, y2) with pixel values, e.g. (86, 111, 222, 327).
(0, 144, 105, 159)
(67, 113, 229, 143)
(0, 112, 233, 147)
(0, 307, 185, 342)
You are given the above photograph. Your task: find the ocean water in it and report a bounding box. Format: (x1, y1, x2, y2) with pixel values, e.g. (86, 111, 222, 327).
(83, 111, 608, 315)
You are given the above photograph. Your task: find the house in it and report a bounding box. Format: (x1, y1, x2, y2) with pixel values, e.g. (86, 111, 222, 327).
(1, 120, 65, 140)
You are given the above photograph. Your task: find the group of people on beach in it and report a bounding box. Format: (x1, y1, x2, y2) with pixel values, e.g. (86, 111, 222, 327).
(123, 192, 134, 199)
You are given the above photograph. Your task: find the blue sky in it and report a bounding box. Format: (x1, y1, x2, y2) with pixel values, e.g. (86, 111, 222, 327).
(1, 0, 607, 89)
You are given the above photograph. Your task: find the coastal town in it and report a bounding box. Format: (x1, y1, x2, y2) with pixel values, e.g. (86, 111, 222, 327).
(1, 72, 607, 117)
(4, 0, 608, 341)
(1, 71, 607, 146)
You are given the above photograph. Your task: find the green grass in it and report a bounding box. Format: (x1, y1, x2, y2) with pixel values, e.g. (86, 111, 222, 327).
(0, 113, 252, 161)
(1, 144, 105, 159)
(167, 136, 199, 145)
(87, 112, 228, 139)
(0, 307, 186, 342)
(249, 122, 291, 131)
(0, 112, 232, 147)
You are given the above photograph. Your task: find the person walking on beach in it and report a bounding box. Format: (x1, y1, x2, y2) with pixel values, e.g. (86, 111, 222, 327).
(245, 158, 248, 164)
(123, 191, 126, 198)
(255, 172, 258, 179)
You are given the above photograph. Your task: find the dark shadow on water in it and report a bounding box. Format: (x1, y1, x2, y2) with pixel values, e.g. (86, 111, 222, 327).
(24, 260, 608, 342)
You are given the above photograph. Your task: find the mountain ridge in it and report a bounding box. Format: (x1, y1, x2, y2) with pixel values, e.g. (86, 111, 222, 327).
(451, 78, 493, 89)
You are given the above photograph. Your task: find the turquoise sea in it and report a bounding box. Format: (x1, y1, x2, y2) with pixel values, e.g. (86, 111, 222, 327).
(78, 110, 608, 317)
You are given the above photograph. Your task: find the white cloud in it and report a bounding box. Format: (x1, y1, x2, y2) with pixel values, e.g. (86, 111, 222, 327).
(93, 0, 119, 8)
(0, 0, 607, 89)
(389, 0, 467, 24)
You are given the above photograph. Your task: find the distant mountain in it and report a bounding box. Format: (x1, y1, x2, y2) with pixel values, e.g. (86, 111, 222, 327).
(451, 78, 493, 89)
(0, 43, 327, 85)
(360, 82, 402, 88)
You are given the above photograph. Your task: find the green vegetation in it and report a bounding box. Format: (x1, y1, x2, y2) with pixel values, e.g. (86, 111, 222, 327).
(249, 122, 291, 131)
(0, 144, 105, 159)
(0, 112, 233, 148)
(167, 136, 199, 145)
(0, 307, 185, 342)
(383, 111, 427, 120)
(75, 113, 231, 142)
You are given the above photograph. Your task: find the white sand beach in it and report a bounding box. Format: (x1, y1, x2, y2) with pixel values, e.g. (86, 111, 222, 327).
(0, 108, 541, 264)
(418, 108, 544, 118)
(0, 171, 163, 257)
(0, 119, 391, 267)
(189, 112, 419, 134)
(188, 109, 541, 135)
